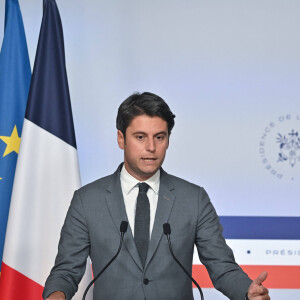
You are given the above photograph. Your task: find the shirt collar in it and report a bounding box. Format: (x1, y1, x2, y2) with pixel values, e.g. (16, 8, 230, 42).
(120, 165, 160, 195)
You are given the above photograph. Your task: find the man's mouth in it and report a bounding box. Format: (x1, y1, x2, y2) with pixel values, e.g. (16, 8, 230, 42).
(142, 158, 157, 161)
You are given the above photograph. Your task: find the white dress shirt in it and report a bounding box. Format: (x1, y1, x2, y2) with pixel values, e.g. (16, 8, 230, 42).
(120, 165, 160, 239)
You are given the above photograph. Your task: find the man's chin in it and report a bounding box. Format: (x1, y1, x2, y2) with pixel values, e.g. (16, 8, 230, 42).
(137, 166, 160, 180)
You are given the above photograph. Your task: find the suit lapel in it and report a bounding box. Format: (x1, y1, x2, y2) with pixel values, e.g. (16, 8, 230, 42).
(145, 169, 175, 269)
(105, 165, 143, 270)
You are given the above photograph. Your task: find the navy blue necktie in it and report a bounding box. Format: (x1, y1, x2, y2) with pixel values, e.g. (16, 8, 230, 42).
(134, 182, 150, 268)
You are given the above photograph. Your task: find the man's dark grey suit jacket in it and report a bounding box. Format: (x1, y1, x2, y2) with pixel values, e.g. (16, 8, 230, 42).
(43, 165, 252, 300)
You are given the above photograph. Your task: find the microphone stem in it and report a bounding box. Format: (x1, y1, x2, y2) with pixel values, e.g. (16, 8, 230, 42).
(167, 235, 204, 300)
(82, 233, 124, 300)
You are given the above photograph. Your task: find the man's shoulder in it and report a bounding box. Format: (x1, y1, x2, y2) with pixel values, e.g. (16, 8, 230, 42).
(162, 169, 203, 191)
(76, 172, 117, 199)
(84, 174, 114, 189)
(162, 170, 210, 206)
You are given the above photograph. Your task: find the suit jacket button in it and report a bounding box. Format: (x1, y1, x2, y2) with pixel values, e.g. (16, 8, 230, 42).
(143, 278, 149, 285)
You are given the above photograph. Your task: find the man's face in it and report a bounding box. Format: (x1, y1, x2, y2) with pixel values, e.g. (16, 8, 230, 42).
(118, 114, 169, 181)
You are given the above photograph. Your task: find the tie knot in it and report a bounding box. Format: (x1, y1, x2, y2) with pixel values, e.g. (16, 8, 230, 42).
(138, 182, 149, 193)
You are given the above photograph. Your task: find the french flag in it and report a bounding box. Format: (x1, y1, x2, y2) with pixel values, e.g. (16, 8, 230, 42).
(0, 0, 92, 298)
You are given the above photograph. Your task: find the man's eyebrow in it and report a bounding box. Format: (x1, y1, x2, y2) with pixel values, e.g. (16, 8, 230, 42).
(154, 131, 167, 136)
(131, 131, 167, 135)
(132, 131, 147, 135)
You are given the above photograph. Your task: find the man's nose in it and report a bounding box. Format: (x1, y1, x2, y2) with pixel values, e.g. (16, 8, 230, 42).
(146, 138, 155, 152)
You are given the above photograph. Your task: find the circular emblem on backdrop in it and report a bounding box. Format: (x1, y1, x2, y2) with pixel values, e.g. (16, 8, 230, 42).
(259, 114, 300, 180)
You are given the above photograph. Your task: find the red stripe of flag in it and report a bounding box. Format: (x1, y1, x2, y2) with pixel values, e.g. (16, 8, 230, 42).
(0, 262, 43, 299)
(192, 265, 300, 289)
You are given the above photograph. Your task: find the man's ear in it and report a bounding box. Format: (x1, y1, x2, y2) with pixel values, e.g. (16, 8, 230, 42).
(167, 132, 171, 148)
(117, 130, 125, 149)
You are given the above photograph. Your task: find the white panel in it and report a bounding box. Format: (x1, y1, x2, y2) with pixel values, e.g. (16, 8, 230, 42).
(193, 240, 300, 265)
(193, 288, 300, 300)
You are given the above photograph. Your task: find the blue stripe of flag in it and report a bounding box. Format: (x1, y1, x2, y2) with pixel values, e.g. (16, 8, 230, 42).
(220, 216, 300, 240)
(0, 0, 31, 266)
(25, 0, 76, 148)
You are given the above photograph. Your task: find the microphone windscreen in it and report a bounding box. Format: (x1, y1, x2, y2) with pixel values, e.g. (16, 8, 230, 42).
(163, 223, 171, 235)
(120, 221, 128, 233)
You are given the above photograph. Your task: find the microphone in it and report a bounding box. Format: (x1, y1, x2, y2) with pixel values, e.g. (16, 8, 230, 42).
(82, 221, 128, 300)
(163, 223, 204, 300)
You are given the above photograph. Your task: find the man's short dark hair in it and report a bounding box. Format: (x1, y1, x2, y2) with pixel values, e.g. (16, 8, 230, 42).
(116, 92, 175, 136)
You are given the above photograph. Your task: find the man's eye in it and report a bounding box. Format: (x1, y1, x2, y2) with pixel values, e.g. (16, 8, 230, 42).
(156, 135, 164, 140)
(136, 135, 144, 140)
